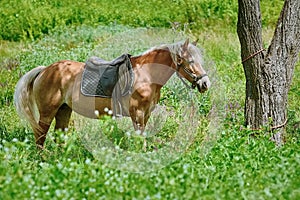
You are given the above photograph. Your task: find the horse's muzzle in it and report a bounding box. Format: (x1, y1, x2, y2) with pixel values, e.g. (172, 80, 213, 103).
(196, 76, 211, 93)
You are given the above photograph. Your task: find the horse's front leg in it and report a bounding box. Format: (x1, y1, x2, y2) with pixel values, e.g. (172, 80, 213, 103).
(133, 109, 146, 132)
(130, 106, 150, 151)
(129, 84, 156, 150)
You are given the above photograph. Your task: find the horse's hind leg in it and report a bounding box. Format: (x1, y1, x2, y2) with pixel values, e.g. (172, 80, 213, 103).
(33, 106, 59, 148)
(33, 119, 53, 149)
(54, 103, 72, 132)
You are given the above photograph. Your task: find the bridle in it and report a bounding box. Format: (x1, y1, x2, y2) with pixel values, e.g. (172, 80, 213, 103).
(175, 58, 208, 89)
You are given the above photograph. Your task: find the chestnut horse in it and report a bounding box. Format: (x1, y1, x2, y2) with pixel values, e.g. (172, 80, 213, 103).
(14, 39, 210, 148)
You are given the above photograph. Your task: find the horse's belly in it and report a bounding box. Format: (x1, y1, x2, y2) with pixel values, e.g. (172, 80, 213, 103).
(72, 95, 113, 118)
(69, 70, 131, 119)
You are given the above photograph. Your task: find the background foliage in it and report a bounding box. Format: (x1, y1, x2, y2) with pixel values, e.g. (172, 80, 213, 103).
(0, 0, 299, 199)
(0, 0, 284, 41)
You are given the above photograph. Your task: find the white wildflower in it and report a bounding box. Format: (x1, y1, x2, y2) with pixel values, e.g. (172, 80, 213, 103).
(142, 131, 147, 137)
(85, 158, 91, 165)
(125, 132, 131, 137)
(56, 162, 63, 169)
(154, 192, 162, 199)
(55, 189, 62, 197)
(135, 130, 141, 135)
(126, 156, 132, 161)
(89, 188, 96, 193)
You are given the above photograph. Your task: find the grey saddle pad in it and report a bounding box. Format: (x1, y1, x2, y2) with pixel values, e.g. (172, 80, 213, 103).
(81, 54, 134, 98)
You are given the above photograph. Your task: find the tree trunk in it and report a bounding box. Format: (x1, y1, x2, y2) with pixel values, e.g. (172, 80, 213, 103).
(237, 0, 300, 144)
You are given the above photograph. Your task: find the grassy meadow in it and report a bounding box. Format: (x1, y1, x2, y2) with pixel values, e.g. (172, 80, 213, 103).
(1, 0, 300, 199)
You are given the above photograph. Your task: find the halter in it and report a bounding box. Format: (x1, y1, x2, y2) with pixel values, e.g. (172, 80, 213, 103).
(175, 60, 208, 89)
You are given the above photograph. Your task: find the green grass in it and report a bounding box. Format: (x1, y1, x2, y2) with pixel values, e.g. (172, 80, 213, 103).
(0, 123, 299, 199)
(0, 0, 299, 199)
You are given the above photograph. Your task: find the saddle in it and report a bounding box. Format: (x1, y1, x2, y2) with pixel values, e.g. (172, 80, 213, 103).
(81, 54, 134, 98)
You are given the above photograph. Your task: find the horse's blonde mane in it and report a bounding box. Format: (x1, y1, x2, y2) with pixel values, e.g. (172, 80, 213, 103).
(140, 41, 182, 56)
(139, 41, 204, 66)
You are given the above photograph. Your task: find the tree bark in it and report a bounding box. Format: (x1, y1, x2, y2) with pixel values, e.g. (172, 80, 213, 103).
(237, 0, 300, 144)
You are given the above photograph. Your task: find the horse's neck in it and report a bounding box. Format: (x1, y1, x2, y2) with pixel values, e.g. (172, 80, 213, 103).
(131, 49, 175, 86)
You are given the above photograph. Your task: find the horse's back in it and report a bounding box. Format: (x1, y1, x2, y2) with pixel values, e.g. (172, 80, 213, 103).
(39, 60, 84, 79)
(34, 60, 84, 88)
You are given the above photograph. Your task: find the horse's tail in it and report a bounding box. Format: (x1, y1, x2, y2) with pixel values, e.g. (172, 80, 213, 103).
(14, 66, 46, 131)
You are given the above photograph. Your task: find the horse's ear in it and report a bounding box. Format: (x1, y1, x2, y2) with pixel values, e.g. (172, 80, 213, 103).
(192, 39, 198, 46)
(182, 38, 189, 51)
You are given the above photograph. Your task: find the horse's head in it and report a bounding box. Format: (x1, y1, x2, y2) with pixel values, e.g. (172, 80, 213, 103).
(174, 39, 211, 93)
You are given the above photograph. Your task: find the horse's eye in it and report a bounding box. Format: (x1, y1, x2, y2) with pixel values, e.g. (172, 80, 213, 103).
(177, 57, 184, 64)
(188, 60, 194, 64)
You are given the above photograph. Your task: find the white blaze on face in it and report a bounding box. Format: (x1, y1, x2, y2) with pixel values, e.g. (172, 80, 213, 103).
(187, 44, 211, 90)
